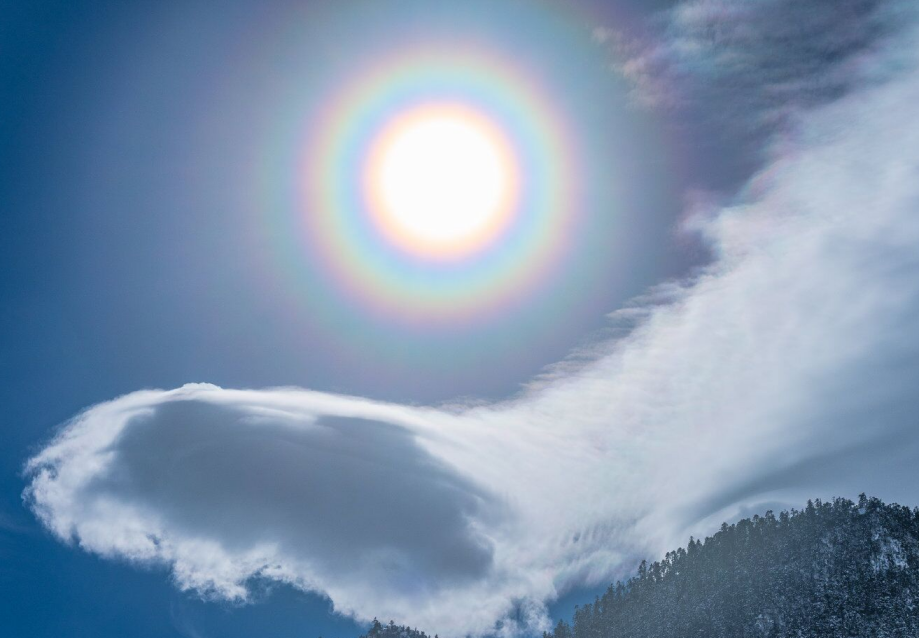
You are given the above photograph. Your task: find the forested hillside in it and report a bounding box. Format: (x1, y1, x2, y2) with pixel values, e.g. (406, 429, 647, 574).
(359, 619, 434, 638)
(545, 495, 919, 638)
(356, 496, 919, 638)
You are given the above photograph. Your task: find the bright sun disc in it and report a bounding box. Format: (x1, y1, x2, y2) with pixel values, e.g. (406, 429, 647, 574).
(364, 103, 520, 259)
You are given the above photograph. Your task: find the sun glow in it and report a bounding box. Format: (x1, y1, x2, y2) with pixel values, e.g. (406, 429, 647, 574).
(363, 103, 520, 259)
(295, 43, 588, 325)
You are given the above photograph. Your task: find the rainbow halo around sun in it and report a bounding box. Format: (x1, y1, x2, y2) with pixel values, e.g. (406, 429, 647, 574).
(251, 4, 639, 358)
(295, 45, 581, 325)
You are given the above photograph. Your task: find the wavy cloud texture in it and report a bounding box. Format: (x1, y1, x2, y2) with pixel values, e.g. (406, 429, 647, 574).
(24, 1, 919, 635)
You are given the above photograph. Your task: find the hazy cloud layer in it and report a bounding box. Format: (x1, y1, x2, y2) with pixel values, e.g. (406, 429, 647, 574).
(24, 1, 919, 635)
(609, 0, 899, 118)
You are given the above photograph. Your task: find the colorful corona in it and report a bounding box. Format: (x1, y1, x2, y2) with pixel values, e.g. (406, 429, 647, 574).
(297, 44, 581, 324)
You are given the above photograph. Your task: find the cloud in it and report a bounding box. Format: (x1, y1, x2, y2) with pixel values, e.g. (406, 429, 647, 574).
(23, 1, 919, 636)
(86, 402, 498, 590)
(605, 0, 909, 146)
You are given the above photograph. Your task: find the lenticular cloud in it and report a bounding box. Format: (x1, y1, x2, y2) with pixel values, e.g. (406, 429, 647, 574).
(25, 4, 919, 638)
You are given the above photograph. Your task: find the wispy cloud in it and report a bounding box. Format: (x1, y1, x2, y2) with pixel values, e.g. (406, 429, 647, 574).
(23, 1, 919, 636)
(609, 0, 898, 117)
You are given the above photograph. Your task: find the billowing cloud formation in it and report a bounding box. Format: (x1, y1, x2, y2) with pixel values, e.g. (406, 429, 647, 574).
(86, 403, 498, 588)
(24, 2, 919, 636)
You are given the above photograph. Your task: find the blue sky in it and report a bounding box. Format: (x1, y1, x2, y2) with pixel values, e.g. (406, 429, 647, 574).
(0, 2, 682, 635)
(4, 0, 919, 636)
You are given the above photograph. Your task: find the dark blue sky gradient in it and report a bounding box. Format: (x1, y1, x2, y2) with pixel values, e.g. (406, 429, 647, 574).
(0, 1, 708, 636)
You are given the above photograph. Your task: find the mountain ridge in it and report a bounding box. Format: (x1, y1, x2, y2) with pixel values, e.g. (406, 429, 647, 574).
(349, 495, 919, 638)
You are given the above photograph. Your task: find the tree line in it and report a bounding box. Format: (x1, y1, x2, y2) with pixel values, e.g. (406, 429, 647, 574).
(350, 495, 919, 638)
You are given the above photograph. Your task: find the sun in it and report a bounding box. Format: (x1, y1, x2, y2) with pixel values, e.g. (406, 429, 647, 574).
(363, 103, 520, 259)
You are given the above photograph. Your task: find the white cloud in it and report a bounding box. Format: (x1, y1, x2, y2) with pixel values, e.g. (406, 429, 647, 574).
(24, 4, 919, 637)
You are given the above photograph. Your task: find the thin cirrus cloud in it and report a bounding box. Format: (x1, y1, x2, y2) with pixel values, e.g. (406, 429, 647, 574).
(608, 0, 899, 118)
(23, 0, 919, 636)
